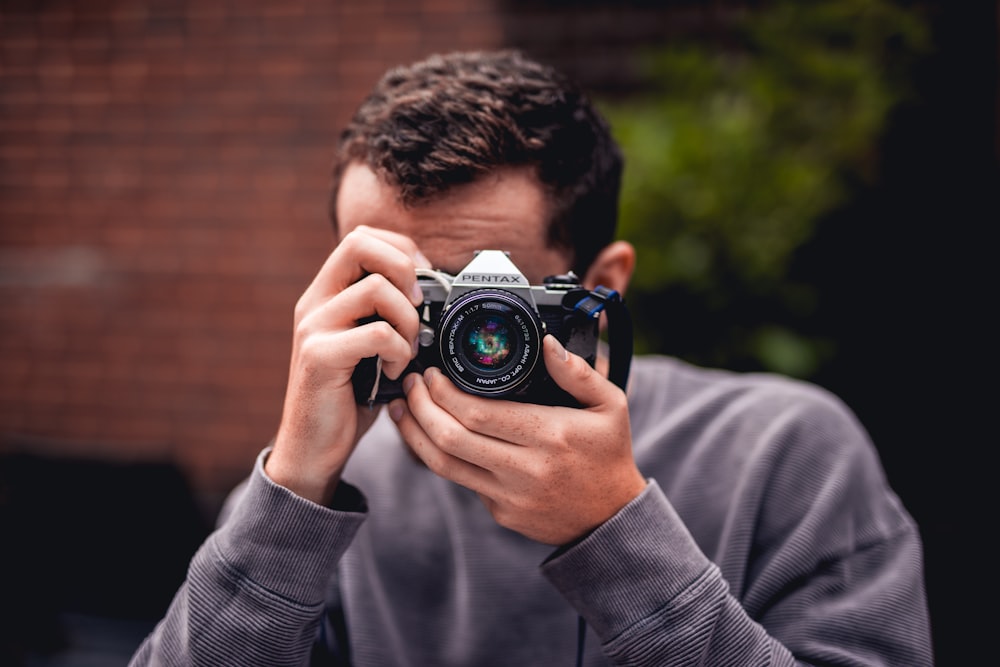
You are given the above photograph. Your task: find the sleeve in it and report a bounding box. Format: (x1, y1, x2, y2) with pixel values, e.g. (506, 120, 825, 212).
(128, 449, 367, 667)
(542, 389, 933, 666)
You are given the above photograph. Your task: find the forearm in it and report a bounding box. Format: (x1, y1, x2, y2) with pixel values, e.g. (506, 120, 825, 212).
(130, 450, 367, 666)
(544, 479, 931, 666)
(128, 540, 328, 666)
(542, 481, 783, 665)
(543, 482, 816, 666)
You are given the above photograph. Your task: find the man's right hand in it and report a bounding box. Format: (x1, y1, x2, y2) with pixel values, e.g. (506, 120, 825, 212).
(265, 225, 428, 505)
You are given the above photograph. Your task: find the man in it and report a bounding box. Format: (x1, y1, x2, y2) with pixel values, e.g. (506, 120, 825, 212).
(131, 50, 932, 666)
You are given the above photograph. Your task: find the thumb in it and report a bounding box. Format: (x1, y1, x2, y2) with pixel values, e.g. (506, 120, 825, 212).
(542, 335, 617, 409)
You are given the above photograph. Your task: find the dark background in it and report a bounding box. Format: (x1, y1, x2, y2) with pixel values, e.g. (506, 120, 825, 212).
(2, 1, 996, 664)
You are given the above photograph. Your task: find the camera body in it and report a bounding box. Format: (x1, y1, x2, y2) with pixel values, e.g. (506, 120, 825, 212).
(351, 250, 603, 406)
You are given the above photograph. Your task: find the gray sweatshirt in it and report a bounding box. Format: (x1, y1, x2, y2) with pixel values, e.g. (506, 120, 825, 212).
(130, 355, 933, 666)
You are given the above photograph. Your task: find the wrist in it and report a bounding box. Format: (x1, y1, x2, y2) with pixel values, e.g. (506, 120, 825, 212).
(264, 447, 341, 506)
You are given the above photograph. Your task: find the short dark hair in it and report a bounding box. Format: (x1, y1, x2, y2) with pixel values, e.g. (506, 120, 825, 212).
(330, 50, 623, 275)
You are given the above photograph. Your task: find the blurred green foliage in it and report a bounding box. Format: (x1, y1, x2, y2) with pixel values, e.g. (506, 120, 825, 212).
(601, 0, 928, 377)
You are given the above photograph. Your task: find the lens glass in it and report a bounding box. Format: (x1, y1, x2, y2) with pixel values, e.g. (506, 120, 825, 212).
(463, 315, 512, 369)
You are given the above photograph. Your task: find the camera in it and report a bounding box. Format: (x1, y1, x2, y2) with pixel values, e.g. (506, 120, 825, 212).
(351, 250, 631, 407)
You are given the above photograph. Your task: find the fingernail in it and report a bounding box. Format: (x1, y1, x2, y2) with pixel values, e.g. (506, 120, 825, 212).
(410, 281, 424, 306)
(414, 251, 431, 269)
(402, 374, 416, 394)
(424, 367, 437, 387)
(389, 401, 404, 422)
(549, 335, 568, 361)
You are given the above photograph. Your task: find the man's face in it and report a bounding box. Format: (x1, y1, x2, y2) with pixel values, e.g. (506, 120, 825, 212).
(335, 163, 572, 283)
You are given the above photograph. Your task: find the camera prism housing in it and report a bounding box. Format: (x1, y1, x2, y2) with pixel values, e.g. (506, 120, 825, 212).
(351, 250, 605, 406)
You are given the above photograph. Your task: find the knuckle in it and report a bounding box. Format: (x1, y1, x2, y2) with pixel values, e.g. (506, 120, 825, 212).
(434, 423, 463, 453)
(571, 358, 594, 385)
(293, 293, 311, 323)
(459, 404, 489, 431)
(426, 451, 455, 478)
(368, 319, 397, 342)
(508, 492, 542, 520)
(341, 227, 368, 249)
(334, 232, 362, 260)
(488, 502, 514, 529)
(296, 330, 322, 359)
(293, 339, 329, 383)
(607, 386, 628, 412)
(293, 318, 311, 345)
(295, 323, 322, 359)
(549, 421, 572, 448)
(365, 271, 393, 292)
(521, 456, 549, 485)
(416, 444, 438, 470)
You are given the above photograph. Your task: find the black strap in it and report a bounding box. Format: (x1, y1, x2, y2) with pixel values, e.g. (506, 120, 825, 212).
(569, 288, 632, 666)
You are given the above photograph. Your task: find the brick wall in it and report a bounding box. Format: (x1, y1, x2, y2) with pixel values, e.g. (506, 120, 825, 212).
(0, 0, 504, 506)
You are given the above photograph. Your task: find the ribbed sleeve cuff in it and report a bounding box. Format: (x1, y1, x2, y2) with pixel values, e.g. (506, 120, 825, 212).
(212, 449, 368, 605)
(541, 480, 713, 640)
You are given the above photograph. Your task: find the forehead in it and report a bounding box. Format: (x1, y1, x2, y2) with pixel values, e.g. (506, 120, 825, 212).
(335, 163, 571, 280)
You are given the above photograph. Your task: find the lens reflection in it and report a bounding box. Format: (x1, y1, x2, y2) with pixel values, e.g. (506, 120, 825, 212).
(463, 316, 511, 369)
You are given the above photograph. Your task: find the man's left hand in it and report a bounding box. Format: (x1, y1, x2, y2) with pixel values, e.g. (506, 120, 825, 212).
(389, 334, 648, 545)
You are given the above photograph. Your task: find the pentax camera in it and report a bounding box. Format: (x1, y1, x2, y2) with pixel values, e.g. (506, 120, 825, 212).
(351, 250, 632, 407)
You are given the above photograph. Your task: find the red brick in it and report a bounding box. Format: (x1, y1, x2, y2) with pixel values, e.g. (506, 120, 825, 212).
(0, 0, 516, 500)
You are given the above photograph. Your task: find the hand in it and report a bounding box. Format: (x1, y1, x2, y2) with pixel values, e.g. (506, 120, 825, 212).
(266, 226, 428, 505)
(389, 335, 648, 545)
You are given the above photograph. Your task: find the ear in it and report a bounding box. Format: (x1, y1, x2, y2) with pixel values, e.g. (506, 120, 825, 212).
(581, 240, 635, 296)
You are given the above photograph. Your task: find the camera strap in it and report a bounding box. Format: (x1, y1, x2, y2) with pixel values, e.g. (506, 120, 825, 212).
(568, 286, 633, 664)
(572, 286, 633, 392)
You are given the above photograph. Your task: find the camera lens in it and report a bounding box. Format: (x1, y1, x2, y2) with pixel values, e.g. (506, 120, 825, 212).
(437, 289, 543, 397)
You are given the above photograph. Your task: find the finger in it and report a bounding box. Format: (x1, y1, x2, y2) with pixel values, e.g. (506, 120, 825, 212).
(301, 272, 420, 335)
(541, 334, 620, 409)
(353, 225, 432, 270)
(420, 366, 548, 447)
(390, 374, 496, 490)
(299, 273, 420, 378)
(299, 226, 426, 316)
(299, 324, 414, 384)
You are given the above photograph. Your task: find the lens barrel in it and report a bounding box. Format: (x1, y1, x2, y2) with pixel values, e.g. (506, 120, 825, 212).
(437, 289, 543, 397)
